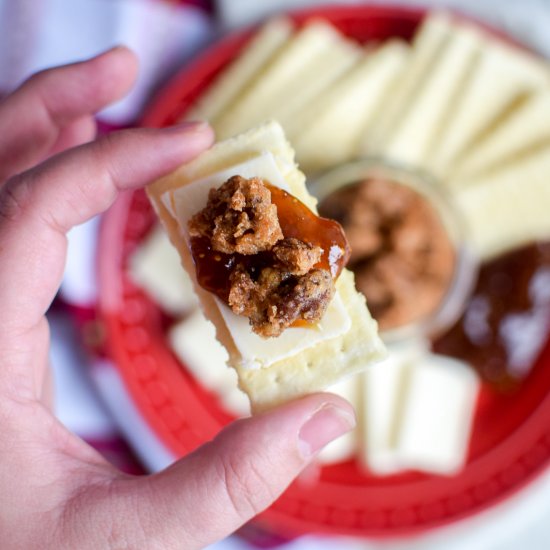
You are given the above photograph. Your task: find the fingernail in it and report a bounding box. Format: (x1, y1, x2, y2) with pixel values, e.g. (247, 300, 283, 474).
(298, 404, 356, 458)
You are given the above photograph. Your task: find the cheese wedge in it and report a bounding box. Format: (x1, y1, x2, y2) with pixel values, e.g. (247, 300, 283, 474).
(185, 17, 293, 124)
(431, 42, 550, 177)
(382, 21, 483, 167)
(363, 12, 453, 153)
(148, 121, 385, 412)
(393, 355, 479, 475)
(169, 310, 250, 417)
(128, 225, 198, 314)
(215, 20, 345, 140)
(293, 40, 409, 173)
(452, 90, 550, 179)
(454, 146, 550, 259)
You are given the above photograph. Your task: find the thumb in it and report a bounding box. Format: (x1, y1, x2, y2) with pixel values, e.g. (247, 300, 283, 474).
(106, 393, 355, 549)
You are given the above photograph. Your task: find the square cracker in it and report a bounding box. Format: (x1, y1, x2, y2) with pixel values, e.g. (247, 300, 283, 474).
(147, 121, 386, 412)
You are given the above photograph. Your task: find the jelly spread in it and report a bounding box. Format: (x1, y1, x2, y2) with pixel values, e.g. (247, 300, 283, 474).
(434, 242, 550, 392)
(188, 175, 350, 337)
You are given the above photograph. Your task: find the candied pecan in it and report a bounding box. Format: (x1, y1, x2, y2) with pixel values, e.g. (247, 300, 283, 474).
(272, 237, 322, 275)
(319, 177, 455, 331)
(188, 176, 283, 255)
(228, 263, 334, 338)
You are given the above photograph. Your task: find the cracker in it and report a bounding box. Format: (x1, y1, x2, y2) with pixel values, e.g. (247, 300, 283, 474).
(185, 17, 293, 124)
(292, 40, 409, 173)
(382, 20, 483, 167)
(148, 121, 385, 412)
(214, 20, 346, 140)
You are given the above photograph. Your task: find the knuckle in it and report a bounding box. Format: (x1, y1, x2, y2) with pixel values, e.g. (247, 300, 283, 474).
(219, 452, 277, 519)
(0, 175, 31, 222)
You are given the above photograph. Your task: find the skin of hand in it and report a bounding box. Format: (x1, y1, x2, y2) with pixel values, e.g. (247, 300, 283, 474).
(0, 47, 356, 549)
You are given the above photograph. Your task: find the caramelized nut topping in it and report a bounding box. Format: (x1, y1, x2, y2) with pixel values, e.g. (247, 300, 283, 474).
(188, 175, 283, 255)
(188, 176, 349, 337)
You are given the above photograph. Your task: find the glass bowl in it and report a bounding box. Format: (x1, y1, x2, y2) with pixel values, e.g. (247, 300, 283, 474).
(310, 157, 478, 345)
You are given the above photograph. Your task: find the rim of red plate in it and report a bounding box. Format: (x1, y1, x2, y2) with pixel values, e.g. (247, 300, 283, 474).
(98, 4, 550, 538)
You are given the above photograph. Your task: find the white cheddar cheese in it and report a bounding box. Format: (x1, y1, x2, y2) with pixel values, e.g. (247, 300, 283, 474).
(360, 343, 425, 475)
(185, 17, 293, 124)
(383, 22, 482, 166)
(215, 20, 344, 139)
(216, 295, 350, 370)
(452, 91, 550, 179)
(275, 37, 362, 133)
(431, 41, 550, 177)
(169, 310, 250, 417)
(128, 225, 198, 314)
(454, 147, 550, 259)
(161, 153, 351, 369)
(365, 12, 452, 152)
(394, 354, 479, 475)
(294, 41, 409, 173)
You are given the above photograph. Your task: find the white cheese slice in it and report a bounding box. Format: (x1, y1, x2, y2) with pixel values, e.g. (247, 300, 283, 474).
(274, 37, 362, 134)
(432, 43, 550, 177)
(185, 17, 293, 124)
(169, 310, 250, 417)
(215, 20, 344, 139)
(452, 90, 550, 180)
(216, 294, 349, 370)
(454, 146, 550, 259)
(383, 23, 482, 166)
(161, 152, 290, 225)
(293, 40, 409, 173)
(360, 343, 423, 475)
(365, 12, 452, 153)
(394, 354, 479, 475)
(128, 225, 198, 314)
(161, 153, 351, 369)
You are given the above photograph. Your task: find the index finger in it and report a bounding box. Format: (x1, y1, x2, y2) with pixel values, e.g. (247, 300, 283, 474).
(0, 46, 138, 182)
(0, 123, 213, 337)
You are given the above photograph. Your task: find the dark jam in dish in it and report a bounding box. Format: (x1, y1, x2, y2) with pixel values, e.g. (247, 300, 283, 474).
(434, 242, 550, 392)
(190, 182, 350, 303)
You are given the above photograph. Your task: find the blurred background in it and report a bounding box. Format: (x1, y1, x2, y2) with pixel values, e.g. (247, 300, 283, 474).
(2, 0, 550, 549)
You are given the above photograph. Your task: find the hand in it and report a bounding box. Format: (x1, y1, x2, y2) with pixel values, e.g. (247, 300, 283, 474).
(0, 48, 356, 549)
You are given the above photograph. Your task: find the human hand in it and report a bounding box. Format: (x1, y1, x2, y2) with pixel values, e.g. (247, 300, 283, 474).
(0, 47, 356, 549)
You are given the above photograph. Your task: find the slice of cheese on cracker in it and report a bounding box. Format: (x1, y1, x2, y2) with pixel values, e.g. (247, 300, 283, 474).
(148, 121, 385, 412)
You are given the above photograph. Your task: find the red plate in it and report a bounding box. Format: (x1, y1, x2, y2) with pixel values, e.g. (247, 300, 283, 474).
(98, 5, 550, 537)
